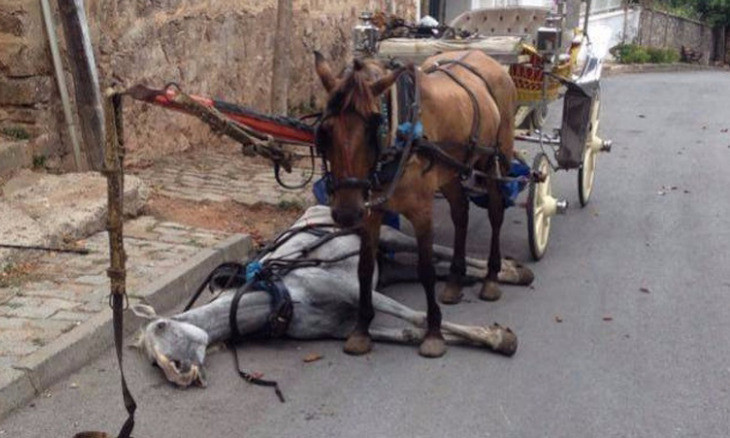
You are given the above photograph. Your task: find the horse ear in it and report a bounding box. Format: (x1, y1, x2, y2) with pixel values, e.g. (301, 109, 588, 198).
(314, 50, 337, 92)
(370, 66, 406, 97)
(128, 329, 146, 350)
(131, 303, 158, 320)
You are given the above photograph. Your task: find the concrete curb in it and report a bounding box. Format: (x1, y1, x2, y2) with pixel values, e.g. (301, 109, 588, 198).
(603, 62, 729, 77)
(0, 233, 253, 420)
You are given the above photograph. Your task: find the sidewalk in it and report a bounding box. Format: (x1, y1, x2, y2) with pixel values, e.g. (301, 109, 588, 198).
(602, 61, 729, 77)
(0, 145, 309, 419)
(130, 146, 316, 206)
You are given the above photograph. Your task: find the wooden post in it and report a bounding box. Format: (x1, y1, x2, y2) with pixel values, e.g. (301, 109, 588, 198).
(56, 0, 105, 171)
(270, 0, 293, 115)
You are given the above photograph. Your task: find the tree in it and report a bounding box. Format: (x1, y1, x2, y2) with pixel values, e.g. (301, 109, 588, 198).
(270, 0, 293, 115)
(658, 0, 730, 26)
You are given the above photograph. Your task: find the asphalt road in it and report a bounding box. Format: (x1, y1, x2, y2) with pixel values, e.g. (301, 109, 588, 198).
(3, 71, 730, 437)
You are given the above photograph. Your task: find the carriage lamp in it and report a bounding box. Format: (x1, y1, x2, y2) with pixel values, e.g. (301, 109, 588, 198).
(353, 12, 379, 57)
(537, 27, 562, 63)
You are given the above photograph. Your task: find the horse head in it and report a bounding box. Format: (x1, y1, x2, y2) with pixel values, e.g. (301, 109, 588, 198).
(314, 51, 405, 227)
(132, 304, 209, 388)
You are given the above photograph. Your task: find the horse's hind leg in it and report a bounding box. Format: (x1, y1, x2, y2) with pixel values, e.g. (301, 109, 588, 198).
(480, 164, 505, 301)
(438, 179, 470, 305)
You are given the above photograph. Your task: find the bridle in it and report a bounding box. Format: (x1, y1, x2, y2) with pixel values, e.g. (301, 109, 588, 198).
(314, 109, 385, 198)
(314, 66, 421, 209)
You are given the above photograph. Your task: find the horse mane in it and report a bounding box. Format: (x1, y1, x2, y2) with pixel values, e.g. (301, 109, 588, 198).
(327, 58, 382, 118)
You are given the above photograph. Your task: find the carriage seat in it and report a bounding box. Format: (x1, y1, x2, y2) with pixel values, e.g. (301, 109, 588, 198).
(449, 6, 551, 47)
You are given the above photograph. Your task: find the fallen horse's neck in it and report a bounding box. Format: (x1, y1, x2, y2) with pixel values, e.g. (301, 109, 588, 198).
(174, 291, 274, 344)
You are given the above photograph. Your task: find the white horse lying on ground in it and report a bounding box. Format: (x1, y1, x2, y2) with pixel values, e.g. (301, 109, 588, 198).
(133, 206, 532, 387)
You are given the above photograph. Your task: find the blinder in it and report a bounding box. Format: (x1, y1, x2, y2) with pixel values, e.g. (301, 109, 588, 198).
(314, 110, 387, 198)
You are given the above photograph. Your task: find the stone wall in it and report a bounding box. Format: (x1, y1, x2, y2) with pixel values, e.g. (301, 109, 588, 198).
(0, 0, 416, 170)
(0, 0, 67, 167)
(637, 8, 712, 65)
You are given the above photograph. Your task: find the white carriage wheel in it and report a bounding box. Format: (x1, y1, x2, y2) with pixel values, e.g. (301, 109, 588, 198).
(527, 152, 552, 260)
(578, 90, 601, 207)
(530, 101, 549, 130)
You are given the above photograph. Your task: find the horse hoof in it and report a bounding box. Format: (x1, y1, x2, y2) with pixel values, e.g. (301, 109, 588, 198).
(439, 282, 463, 305)
(493, 327, 518, 357)
(419, 335, 446, 358)
(514, 265, 535, 286)
(343, 333, 372, 356)
(479, 281, 502, 301)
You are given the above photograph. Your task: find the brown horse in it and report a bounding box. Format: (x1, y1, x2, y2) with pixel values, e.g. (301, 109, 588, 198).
(314, 49, 517, 357)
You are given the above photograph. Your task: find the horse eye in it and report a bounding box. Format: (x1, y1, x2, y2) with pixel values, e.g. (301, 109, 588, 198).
(315, 125, 331, 153)
(156, 321, 167, 330)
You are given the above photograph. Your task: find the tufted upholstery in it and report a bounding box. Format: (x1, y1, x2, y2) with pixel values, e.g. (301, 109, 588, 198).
(449, 7, 551, 45)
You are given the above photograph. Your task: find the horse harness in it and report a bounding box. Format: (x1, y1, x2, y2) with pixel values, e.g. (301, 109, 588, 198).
(185, 222, 360, 403)
(314, 53, 506, 209)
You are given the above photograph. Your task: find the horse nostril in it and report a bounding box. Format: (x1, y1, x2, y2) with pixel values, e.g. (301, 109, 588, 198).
(332, 208, 363, 227)
(331, 209, 342, 224)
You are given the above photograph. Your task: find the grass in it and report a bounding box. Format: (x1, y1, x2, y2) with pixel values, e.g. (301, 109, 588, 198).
(32, 154, 47, 169)
(611, 44, 680, 64)
(277, 199, 304, 211)
(0, 261, 42, 288)
(1, 126, 31, 141)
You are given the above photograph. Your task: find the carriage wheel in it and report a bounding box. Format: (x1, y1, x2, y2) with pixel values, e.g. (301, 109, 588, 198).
(530, 101, 549, 130)
(527, 152, 553, 260)
(578, 91, 601, 207)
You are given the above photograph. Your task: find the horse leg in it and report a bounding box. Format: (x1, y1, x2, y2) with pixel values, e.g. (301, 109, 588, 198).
(370, 291, 517, 355)
(380, 226, 534, 285)
(408, 211, 446, 358)
(343, 212, 382, 356)
(479, 168, 506, 301)
(438, 179, 470, 305)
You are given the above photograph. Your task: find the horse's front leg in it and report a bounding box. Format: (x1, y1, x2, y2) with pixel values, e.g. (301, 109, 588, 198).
(408, 209, 446, 358)
(439, 179, 469, 304)
(343, 211, 382, 356)
(480, 163, 506, 301)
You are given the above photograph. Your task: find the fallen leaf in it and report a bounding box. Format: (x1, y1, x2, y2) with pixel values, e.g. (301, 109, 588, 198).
(670, 186, 677, 190)
(555, 315, 563, 323)
(603, 316, 613, 321)
(638, 114, 646, 118)
(657, 191, 666, 196)
(639, 287, 650, 294)
(702, 126, 707, 130)
(303, 353, 323, 363)
(721, 128, 728, 133)
(683, 190, 690, 194)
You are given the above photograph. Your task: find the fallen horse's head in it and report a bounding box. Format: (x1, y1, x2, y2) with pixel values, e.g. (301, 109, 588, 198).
(132, 304, 209, 388)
